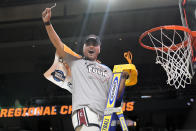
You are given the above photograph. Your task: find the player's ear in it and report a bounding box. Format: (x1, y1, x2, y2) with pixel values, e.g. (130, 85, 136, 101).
(98, 45, 101, 54)
(83, 44, 86, 53)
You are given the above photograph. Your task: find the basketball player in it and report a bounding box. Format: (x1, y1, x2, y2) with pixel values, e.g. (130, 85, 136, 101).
(42, 8, 128, 131)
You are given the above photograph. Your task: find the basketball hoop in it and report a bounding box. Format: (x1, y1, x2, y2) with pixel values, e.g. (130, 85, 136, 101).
(139, 25, 194, 89)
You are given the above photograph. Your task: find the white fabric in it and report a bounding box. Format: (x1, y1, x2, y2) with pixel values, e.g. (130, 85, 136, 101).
(72, 107, 102, 130)
(44, 52, 72, 93)
(63, 55, 113, 117)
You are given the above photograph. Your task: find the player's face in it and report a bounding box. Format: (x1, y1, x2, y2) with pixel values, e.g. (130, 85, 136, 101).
(83, 42, 100, 61)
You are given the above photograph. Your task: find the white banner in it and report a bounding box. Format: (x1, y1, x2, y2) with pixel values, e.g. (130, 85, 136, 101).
(44, 52, 72, 93)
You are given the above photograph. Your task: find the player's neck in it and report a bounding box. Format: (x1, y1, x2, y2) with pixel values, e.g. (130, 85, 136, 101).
(83, 56, 97, 61)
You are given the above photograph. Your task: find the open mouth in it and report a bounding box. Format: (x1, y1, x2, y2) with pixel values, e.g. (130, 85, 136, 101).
(88, 50, 94, 54)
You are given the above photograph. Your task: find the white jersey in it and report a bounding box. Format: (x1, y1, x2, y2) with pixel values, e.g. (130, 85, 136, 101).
(64, 54, 113, 117)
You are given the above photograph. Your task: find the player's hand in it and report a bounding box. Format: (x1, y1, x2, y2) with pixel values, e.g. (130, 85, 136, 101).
(122, 71, 129, 80)
(42, 8, 51, 23)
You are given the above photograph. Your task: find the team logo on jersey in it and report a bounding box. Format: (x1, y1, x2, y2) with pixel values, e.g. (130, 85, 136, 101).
(109, 76, 119, 105)
(51, 70, 66, 82)
(87, 64, 107, 77)
(85, 63, 110, 82)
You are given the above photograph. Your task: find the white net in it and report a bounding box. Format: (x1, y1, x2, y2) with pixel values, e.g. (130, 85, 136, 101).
(147, 28, 193, 89)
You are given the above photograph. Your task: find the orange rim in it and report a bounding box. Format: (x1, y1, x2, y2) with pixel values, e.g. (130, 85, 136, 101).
(139, 25, 193, 52)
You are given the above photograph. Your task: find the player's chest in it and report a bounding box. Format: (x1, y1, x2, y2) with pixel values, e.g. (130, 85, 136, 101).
(76, 60, 111, 83)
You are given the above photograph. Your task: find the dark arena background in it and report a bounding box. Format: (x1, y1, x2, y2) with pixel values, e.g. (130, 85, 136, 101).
(0, 0, 196, 131)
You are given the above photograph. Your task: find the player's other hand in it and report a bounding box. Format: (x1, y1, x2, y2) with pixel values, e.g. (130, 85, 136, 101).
(42, 8, 51, 23)
(122, 71, 129, 80)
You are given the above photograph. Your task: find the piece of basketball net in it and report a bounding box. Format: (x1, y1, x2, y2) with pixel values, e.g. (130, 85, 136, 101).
(139, 25, 193, 89)
(124, 51, 132, 64)
(50, 3, 56, 9)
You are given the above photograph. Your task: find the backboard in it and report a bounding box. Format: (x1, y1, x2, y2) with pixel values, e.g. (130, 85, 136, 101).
(179, 0, 196, 76)
(179, 0, 196, 31)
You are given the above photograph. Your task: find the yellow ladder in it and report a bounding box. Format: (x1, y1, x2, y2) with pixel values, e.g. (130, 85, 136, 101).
(100, 51, 138, 131)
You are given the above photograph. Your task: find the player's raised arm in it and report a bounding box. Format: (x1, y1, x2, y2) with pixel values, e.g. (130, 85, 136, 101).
(42, 8, 66, 58)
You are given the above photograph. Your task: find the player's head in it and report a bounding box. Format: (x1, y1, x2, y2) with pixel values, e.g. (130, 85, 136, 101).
(83, 34, 101, 61)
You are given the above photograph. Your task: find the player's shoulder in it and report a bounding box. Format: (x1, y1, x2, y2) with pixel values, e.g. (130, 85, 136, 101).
(98, 63, 112, 72)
